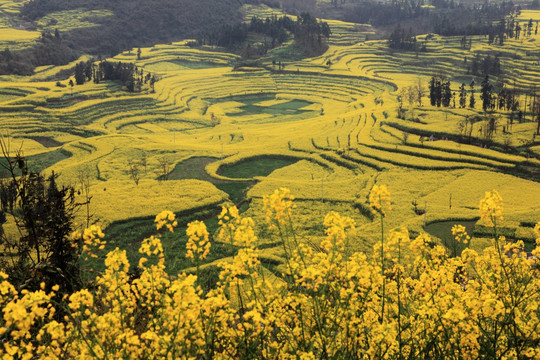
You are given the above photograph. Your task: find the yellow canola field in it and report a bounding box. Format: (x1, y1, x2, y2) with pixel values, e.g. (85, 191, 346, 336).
(76, 179, 227, 226)
(248, 159, 359, 202)
(0, 28, 40, 50)
(420, 170, 540, 225)
(36, 9, 113, 32)
(0, 5, 539, 241)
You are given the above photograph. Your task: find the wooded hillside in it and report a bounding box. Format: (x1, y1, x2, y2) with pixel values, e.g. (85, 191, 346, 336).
(20, 0, 250, 55)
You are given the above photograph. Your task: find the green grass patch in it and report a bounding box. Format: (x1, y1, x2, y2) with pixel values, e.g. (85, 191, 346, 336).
(145, 60, 225, 72)
(87, 206, 233, 274)
(165, 156, 219, 182)
(85, 202, 268, 282)
(164, 156, 255, 204)
(266, 41, 308, 63)
(239, 99, 313, 116)
(214, 181, 255, 204)
(425, 219, 477, 249)
(0, 148, 71, 178)
(221, 94, 316, 122)
(219, 156, 298, 179)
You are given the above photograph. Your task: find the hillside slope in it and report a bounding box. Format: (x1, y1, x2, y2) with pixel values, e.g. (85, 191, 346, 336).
(19, 0, 249, 55)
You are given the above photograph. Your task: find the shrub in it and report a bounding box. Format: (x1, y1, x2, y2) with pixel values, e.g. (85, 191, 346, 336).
(0, 140, 80, 295)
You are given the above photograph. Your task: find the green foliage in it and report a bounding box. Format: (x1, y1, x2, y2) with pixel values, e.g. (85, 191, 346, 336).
(0, 143, 80, 293)
(218, 156, 298, 179)
(20, 0, 247, 56)
(89, 205, 238, 276)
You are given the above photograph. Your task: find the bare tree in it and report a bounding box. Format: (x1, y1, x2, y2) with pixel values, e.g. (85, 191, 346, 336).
(402, 131, 410, 144)
(76, 167, 94, 228)
(482, 116, 499, 141)
(127, 160, 141, 185)
(406, 86, 416, 106)
(157, 157, 172, 181)
(416, 77, 426, 106)
(140, 151, 148, 175)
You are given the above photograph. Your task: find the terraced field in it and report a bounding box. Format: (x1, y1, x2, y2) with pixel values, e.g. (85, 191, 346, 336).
(0, 0, 48, 50)
(1, 3, 540, 267)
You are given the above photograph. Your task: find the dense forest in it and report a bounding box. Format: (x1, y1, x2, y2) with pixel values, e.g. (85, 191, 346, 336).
(0, 0, 252, 75)
(339, 0, 518, 39)
(0, 30, 77, 75)
(20, 0, 251, 54)
(209, 13, 331, 57)
(1, 0, 332, 75)
(0, 0, 534, 75)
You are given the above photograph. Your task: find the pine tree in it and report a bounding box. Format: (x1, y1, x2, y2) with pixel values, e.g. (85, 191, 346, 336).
(481, 75, 494, 111)
(442, 81, 452, 107)
(469, 83, 476, 108)
(435, 78, 442, 107)
(459, 83, 467, 108)
(429, 76, 437, 106)
(74, 62, 86, 85)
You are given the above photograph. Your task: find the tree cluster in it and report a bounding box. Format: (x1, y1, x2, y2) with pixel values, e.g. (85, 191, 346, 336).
(388, 25, 421, 51)
(428, 76, 452, 108)
(294, 12, 331, 55)
(494, 86, 519, 112)
(343, 0, 516, 39)
(205, 15, 296, 51)
(432, 1, 516, 37)
(469, 54, 502, 77)
(249, 15, 294, 46)
(458, 114, 499, 142)
(480, 75, 494, 111)
(202, 12, 329, 57)
(344, 0, 427, 27)
(499, 17, 538, 42)
(73, 60, 158, 92)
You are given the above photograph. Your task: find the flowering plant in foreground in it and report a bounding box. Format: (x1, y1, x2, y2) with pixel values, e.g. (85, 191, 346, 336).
(1, 188, 540, 359)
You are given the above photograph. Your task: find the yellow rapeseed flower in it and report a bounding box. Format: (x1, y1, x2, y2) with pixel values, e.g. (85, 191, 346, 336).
(479, 190, 503, 226)
(368, 184, 391, 216)
(0, 188, 538, 359)
(217, 204, 240, 243)
(154, 210, 177, 232)
(232, 217, 257, 248)
(263, 187, 295, 228)
(185, 220, 211, 262)
(451, 225, 470, 244)
(322, 211, 356, 252)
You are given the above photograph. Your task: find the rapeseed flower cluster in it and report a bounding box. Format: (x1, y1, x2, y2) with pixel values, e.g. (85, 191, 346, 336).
(1, 189, 540, 359)
(185, 220, 211, 262)
(479, 189, 503, 226)
(217, 204, 240, 244)
(322, 211, 356, 252)
(263, 187, 296, 228)
(71, 225, 106, 260)
(154, 210, 177, 232)
(450, 224, 470, 257)
(451, 224, 470, 244)
(368, 183, 391, 216)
